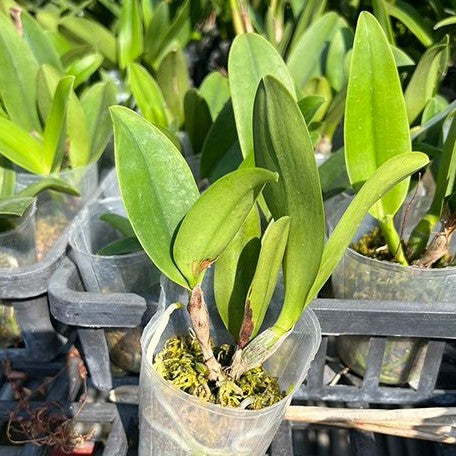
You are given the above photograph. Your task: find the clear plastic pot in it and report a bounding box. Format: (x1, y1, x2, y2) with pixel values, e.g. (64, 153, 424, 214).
(139, 273, 321, 455)
(0, 202, 36, 269)
(70, 197, 161, 372)
(326, 190, 456, 385)
(15, 163, 98, 260)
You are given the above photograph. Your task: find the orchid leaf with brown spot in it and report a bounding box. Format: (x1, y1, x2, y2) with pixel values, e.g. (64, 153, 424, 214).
(172, 167, 278, 289)
(238, 216, 290, 348)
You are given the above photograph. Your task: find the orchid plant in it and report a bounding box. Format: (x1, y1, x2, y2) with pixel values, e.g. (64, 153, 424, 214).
(111, 41, 427, 388)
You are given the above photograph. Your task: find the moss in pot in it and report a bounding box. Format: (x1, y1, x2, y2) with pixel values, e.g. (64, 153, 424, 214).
(111, 56, 427, 452)
(332, 12, 456, 385)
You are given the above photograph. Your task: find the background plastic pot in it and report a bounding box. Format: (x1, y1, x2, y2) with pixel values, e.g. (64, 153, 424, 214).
(326, 188, 456, 385)
(0, 202, 36, 269)
(70, 197, 161, 372)
(138, 272, 321, 455)
(16, 163, 98, 260)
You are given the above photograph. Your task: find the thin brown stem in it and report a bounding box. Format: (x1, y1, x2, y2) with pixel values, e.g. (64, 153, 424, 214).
(188, 285, 225, 383)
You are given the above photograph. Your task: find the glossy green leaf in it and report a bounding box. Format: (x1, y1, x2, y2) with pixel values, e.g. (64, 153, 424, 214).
(421, 95, 448, 124)
(97, 236, 142, 256)
(59, 17, 117, 63)
(214, 206, 261, 339)
(0, 116, 44, 174)
(111, 106, 199, 288)
(0, 12, 40, 132)
(301, 77, 332, 122)
(17, 177, 79, 197)
(391, 45, 415, 67)
(127, 62, 169, 128)
(326, 25, 353, 91)
(404, 38, 449, 125)
(253, 75, 324, 333)
(298, 95, 327, 125)
(318, 148, 350, 199)
(141, 0, 153, 28)
(118, 0, 144, 69)
(0, 156, 15, 198)
(0, 195, 35, 217)
(199, 72, 230, 120)
(156, 49, 190, 128)
(43, 76, 74, 173)
(99, 213, 135, 238)
(408, 117, 456, 259)
(65, 52, 103, 88)
(184, 89, 212, 155)
(385, 1, 433, 47)
(149, 0, 190, 67)
(81, 81, 117, 163)
(228, 33, 295, 158)
(372, 0, 395, 44)
(200, 101, 243, 182)
(21, 11, 62, 71)
(434, 16, 456, 30)
(345, 12, 411, 220)
(287, 12, 340, 91)
(306, 152, 429, 305)
(143, 1, 169, 65)
(240, 216, 290, 345)
(173, 168, 278, 288)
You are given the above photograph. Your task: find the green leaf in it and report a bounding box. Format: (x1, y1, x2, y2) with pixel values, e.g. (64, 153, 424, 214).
(118, 0, 144, 69)
(173, 168, 278, 288)
(391, 45, 415, 66)
(297, 95, 327, 124)
(97, 236, 142, 256)
(37, 64, 90, 169)
(147, 0, 190, 68)
(345, 12, 411, 220)
(0, 116, 45, 174)
(326, 25, 354, 91)
(306, 152, 429, 305)
(301, 77, 332, 122)
(434, 16, 456, 30)
(127, 62, 170, 128)
(253, 75, 325, 333)
(99, 212, 135, 237)
(65, 52, 103, 88)
(385, 0, 433, 47)
(286, 12, 341, 91)
(0, 12, 40, 132)
(111, 106, 199, 288)
(318, 147, 350, 199)
(408, 116, 456, 259)
(372, 0, 395, 44)
(59, 17, 117, 63)
(184, 89, 212, 155)
(17, 177, 79, 197)
(81, 80, 117, 163)
(0, 195, 35, 217)
(0, 156, 15, 198)
(199, 72, 231, 120)
(200, 101, 243, 182)
(43, 76, 74, 173)
(21, 10, 63, 71)
(404, 38, 449, 125)
(143, 1, 169, 65)
(421, 95, 448, 124)
(239, 216, 290, 346)
(214, 206, 261, 339)
(141, 0, 153, 28)
(228, 33, 295, 158)
(156, 49, 190, 128)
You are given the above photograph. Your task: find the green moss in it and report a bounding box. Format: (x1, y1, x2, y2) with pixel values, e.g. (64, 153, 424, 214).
(153, 335, 285, 410)
(351, 227, 396, 262)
